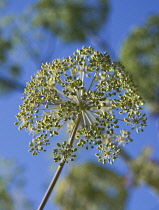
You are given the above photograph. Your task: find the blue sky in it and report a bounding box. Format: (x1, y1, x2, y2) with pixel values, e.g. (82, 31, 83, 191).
(1, 0, 159, 209)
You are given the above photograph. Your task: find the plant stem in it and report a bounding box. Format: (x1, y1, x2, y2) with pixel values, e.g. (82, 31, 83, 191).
(37, 114, 81, 210)
(37, 161, 65, 210)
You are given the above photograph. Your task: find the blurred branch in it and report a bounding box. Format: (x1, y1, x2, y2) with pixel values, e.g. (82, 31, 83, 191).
(0, 75, 25, 92)
(89, 34, 118, 60)
(41, 31, 57, 62)
(119, 146, 132, 164)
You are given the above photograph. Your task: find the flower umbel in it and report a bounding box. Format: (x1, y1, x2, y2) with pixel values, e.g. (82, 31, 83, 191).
(15, 47, 147, 164)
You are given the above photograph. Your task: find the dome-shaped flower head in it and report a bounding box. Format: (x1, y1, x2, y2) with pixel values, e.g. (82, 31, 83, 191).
(15, 47, 147, 164)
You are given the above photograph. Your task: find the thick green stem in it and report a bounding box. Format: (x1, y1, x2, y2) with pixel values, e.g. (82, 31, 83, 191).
(37, 114, 81, 210)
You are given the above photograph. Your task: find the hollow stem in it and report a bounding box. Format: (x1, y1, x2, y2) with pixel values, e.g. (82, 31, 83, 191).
(37, 114, 81, 210)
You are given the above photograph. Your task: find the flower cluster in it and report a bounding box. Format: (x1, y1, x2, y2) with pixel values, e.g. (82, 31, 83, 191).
(15, 46, 147, 164)
(53, 141, 77, 164)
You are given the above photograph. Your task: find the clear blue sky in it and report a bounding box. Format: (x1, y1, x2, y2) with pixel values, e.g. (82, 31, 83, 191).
(1, 0, 159, 209)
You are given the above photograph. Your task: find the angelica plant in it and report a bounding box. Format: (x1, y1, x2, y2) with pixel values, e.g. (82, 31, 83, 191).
(15, 46, 146, 209)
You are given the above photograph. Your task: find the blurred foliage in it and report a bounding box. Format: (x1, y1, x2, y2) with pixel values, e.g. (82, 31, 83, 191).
(0, 2, 21, 94)
(54, 162, 127, 210)
(130, 147, 159, 193)
(33, 0, 109, 42)
(120, 15, 159, 114)
(0, 179, 13, 210)
(0, 33, 12, 62)
(0, 158, 33, 210)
